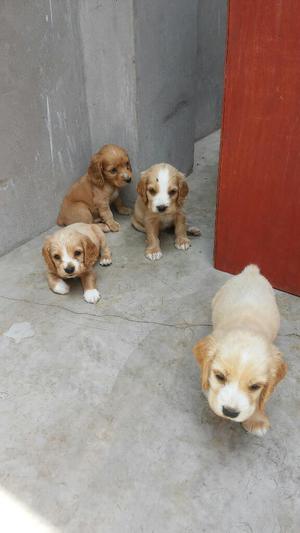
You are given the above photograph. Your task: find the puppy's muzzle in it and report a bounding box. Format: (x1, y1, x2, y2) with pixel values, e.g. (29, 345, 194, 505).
(222, 406, 240, 419)
(157, 204, 167, 213)
(123, 174, 131, 183)
(64, 264, 75, 274)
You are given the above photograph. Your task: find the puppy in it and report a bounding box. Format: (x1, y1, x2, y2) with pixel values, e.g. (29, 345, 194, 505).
(42, 223, 112, 303)
(131, 163, 200, 260)
(193, 265, 287, 436)
(57, 144, 133, 232)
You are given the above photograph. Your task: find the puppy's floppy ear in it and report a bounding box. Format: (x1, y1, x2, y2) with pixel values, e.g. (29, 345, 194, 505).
(193, 335, 216, 390)
(88, 153, 104, 187)
(82, 236, 99, 269)
(259, 346, 287, 410)
(176, 172, 189, 207)
(42, 238, 56, 273)
(137, 171, 149, 205)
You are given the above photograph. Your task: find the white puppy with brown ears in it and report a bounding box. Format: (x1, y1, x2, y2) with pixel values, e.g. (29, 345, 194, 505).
(193, 265, 287, 436)
(42, 223, 112, 303)
(132, 163, 200, 260)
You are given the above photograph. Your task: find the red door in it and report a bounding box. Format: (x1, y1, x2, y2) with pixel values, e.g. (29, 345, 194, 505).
(215, 0, 300, 295)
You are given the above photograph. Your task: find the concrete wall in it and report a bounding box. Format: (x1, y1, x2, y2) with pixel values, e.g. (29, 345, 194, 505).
(0, 0, 227, 255)
(195, 0, 227, 139)
(0, 0, 91, 255)
(79, 0, 138, 207)
(134, 0, 198, 174)
(79, 0, 138, 159)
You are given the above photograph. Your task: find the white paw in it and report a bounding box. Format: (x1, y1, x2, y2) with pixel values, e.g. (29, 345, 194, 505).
(248, 426, 269, 437)
(175, 240, 191, 251)
(99, 257, 112, 266)
(145, 251, 163, 261)
(84, 289, 100, 304)
(53, 280, 70, 295)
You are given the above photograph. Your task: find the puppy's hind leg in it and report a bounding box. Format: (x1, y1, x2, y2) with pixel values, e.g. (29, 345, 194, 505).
(187, 225, 201, 236)
(131, 216, 146, 233)
(93, 221, 110, 233)
(57, 202, 94, 226)
(113, 196, 132, 216)
(91, 224, 112, 266)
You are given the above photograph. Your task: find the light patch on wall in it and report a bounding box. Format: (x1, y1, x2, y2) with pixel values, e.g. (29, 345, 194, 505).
(45, 96, 54, 169)
(48, 0, 53, 25)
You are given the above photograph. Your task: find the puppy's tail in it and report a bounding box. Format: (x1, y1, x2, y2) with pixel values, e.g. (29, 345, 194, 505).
(242, 264, 260, 274)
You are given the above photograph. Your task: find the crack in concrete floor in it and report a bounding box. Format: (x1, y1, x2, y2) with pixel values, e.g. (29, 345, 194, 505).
(0, 132, 299, 532)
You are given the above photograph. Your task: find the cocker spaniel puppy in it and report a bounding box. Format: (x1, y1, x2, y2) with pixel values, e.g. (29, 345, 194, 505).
(42, 223, 112, 303)
(57, 144, 133, 232)
(193, 265, 287, 436)
(131, 163, 200, 260)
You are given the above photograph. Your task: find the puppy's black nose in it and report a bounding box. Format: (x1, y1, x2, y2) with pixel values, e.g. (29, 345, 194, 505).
(64, 265, 75, 274)
(222, 406, 240, 419)
(157, 205, 167, 212)
(124, 176, 131, 183)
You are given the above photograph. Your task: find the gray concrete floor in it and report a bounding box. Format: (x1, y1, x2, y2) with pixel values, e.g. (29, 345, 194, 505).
(0, 131, 299, 532)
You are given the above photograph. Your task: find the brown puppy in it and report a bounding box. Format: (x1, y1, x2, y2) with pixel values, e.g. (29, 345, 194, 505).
(57, 144, 133, 232)
(132, 163, 200, 260)
(42, 223, 112, 303)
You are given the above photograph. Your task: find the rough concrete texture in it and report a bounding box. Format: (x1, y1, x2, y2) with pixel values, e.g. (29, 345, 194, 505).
(79, 0, 138, 210)
(195, 0, 227, 140)
(134, 0, 198, 174)
(79, 0, 138, 158)
(0, 132, 299, 532)
(0, 0, 91, 256)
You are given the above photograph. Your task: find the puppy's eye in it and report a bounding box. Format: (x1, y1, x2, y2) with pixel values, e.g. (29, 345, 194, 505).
(53, 254, 61, 261)
(148, 187, 156, 195)
(169, 188, 177, 196)
(74, 250, 82, 257)
(249, 383, 261, 391)
(215, 372, 226, 383)
(126, 162, 130, 169)
(110, 168, 117, 174)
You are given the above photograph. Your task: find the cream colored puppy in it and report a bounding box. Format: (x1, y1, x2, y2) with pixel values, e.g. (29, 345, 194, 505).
(193, 265, 287, 436)
(42, 223, 112, 303)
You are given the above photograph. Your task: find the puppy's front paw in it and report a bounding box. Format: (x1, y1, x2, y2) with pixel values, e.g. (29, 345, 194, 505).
(108, 220, 120, 232)
(118, 206, 132, 215)
(98, 223, 110, 233)
(242, 414, 270, 436)
(84, 289, 101, 304)
(53, 280, 70, 295)
(145, 247, 163, 261)
(99, 256, 112, 266)
(175, 237, 191, 251)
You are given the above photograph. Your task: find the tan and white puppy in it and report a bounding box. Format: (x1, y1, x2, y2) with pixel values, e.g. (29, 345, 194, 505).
(42, 223, 112, 304)
(57, 144, 133, 232)
(132, 163, 200, 260)
(193, 265, 287, 436)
